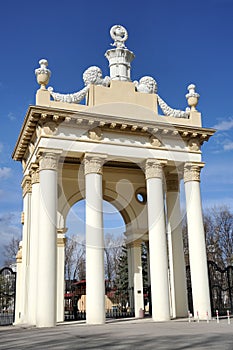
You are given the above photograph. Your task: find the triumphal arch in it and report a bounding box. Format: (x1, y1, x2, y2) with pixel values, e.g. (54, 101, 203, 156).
(13, 25, 215, 327)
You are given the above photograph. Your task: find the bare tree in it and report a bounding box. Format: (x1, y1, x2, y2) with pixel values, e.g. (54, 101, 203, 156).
(65, 235, 85, 291)
(205, 206, 233, 266)
(3, 236, 20, 266)
(104, 233, 124, 284)
(182, 205, 233, 268)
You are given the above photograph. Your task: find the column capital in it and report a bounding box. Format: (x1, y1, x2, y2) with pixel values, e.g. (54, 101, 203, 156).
(144, 159, 167, 180)
(83, 153, 107, 176)
(57, 236, 66, 247)
(183, 162, 205, 183)
(126, 239, 142, 249)
(21, 174, 32, 197)
(30, 164, 40, 184)
(166, 174, 180, 192)
(39, 152, 60, 171)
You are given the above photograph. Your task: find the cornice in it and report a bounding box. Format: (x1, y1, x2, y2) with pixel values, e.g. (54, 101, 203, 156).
(12, 105, 216, 162)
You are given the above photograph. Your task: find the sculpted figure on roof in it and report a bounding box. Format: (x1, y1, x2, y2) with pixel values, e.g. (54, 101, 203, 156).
(110, 25, 128, 49)
(134, 76, 158, 94)
(134, 75, 190, 118)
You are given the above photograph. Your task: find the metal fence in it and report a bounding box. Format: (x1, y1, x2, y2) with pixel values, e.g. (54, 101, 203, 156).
(0, 267, 16, 326)
(64, 309, 135, 321)
(186, 261, 233, 317)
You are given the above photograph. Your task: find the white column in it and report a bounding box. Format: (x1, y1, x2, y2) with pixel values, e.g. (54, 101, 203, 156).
(14, 241, 23, 324)
(27, 165, 40, 325)
(127, 245, 134, 311)
(84, 154, 106, 324)
(36, 152, 60, 327)
(184, 163, 211, 320)
(145, 241, 151, 287)
(57, 231, 66, 323)
(131, 241, 144, 318)
(17, 175, 32, 324)
(166, 175, 188, 318)
(145, 159, 170, 321)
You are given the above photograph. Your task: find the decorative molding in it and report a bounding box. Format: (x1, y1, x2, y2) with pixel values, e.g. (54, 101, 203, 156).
(183, 163, 204, 183)
(88, 127, 103, 141)
(83, 154, 106, 175)
(149, 135, 162, 147)
(188, 137, 200, 151)
(144, 159, 166, 180)
(39, 152, 59, 171)
(21, 175, 32, 197)
(41, 121, 58, 136)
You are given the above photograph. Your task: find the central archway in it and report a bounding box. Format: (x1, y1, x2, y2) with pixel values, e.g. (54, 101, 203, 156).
(64, 199, 130, 320)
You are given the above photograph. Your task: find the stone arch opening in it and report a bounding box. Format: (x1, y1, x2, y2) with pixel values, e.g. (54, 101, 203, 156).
(64, 198, 131, 319)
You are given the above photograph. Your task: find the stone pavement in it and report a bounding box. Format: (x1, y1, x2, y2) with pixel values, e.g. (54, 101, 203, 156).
(0, 318, 233, 349)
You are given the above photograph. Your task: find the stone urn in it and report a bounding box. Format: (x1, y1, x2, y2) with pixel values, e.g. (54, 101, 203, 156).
(35, 59, 51, 90)
(185, 84, 200, 111)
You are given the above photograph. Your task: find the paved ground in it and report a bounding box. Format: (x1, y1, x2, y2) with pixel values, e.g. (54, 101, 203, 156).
(0, 318, 233, 349)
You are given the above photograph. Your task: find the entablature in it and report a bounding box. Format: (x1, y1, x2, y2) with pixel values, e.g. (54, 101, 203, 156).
(12, 105, 216, 163)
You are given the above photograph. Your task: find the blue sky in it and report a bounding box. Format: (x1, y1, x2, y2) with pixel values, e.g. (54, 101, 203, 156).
(0, 0, 233, 265)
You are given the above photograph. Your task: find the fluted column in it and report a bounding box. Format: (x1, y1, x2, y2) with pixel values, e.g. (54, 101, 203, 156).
(184, 163, 211, 320)
(145, 159, 170, 321)
(166, 175, 188, 318)
(127, 241, 144, 317)
(27, 165, 40, 325)
(36, 152, 60, 327)
(84, 153, 106, 324)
